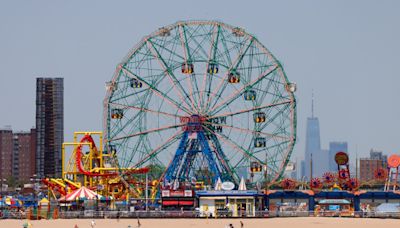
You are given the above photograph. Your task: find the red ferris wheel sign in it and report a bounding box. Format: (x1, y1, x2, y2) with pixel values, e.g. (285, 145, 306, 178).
(335, 152, 349, 165)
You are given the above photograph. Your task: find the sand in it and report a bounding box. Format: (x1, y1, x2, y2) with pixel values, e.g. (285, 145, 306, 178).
(1, 217, 399, 228)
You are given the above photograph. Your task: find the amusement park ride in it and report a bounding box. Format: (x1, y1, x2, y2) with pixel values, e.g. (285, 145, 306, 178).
(43, 131, 155, 200)
(40, 21, 400, 202)
(44, 20, 299, 199)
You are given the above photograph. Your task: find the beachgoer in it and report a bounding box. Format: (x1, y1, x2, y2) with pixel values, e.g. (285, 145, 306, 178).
(137, 217, 141, 227)
(90, 219, 96, 228)
(240, 221, 244, 228)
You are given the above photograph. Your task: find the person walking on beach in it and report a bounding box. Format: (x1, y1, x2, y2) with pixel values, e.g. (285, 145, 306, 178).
(240, 221, 244, 228)
(90, 219, 96, 228)
(137, 217, 141, 228)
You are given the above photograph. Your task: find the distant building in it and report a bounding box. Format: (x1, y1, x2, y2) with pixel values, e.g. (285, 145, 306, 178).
(304, 94, 326, 179)
(328, 142, 348, 172)
(0, 128, 13, 182)
(36, 78, 64, 178)
(305, 116, 321, 179)
(314, 149, 329, 177)
(12, 129, 36, 182)
(359, 149, 387, 181)
(1, 127, 36, 185)
(369, 149, 387, 163)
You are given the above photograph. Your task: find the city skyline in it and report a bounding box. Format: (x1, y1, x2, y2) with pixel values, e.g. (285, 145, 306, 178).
(0, 1, 399, 162)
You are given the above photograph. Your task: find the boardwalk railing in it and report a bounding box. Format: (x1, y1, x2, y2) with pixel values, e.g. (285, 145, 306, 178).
(1, 209, 400, 219)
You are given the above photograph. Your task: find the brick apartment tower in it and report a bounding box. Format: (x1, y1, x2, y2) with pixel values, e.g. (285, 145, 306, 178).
(36, 78, 64, 178)
(12, 129, 36, 182)
(0, 129, 13, 187)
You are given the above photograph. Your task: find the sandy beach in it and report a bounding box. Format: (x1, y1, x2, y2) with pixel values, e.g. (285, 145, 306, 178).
(1, 217, 400, 228)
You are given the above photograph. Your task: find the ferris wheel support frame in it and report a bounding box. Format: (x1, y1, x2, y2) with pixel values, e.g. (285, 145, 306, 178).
(163, 115, 236, 187)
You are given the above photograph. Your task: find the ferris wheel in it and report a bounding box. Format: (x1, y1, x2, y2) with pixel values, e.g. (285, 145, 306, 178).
(104, 20, 297, 186)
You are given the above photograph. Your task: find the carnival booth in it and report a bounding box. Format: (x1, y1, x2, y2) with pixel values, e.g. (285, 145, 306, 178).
(196, 190, 264, 217)
(314, 191, 355, 217)
(196, 178, 265, 217)
(266, 190, 313, 216)
(161, 189, 195, 210)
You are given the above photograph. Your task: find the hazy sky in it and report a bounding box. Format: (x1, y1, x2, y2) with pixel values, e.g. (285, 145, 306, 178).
(1, 0, 399, 165)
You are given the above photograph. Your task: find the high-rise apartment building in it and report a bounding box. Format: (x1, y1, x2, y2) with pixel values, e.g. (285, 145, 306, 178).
(12, 129, 36, 182)
(0, 128, 13, 182)
(1, 127, 36, 186)
(36, 78, 64, 178)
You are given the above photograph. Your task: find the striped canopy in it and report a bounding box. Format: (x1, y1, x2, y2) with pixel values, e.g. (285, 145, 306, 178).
(60, 186, 102, 201)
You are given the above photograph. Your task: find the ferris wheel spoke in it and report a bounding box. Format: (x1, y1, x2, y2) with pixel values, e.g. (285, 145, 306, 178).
(258, 102, 292, 132)
(146, 40, 197, 112)
(149, 40, 185, 61)
(185, 24, 211, 60)
(204, 37, 254, 113)
(211, 100, 291, 120)
(178, 24, 203, 111)
(185, 26, 216, 112)
(179, 24, 193, 64)
(121, 66, 194, 115)
(108, 102, 182, 119)
(202, 125, 263, 165)
(204, 122, 290, 141)
(108, 123, 184, 142)
(132, 130, 183, 168)
(200, 24, 220, 114)
(209, 64, 279, 115)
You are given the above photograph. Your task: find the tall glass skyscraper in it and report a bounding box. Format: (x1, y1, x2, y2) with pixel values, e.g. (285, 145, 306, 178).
(304, 116, 321, 179)
(304, 93, 328, 179)
(36, 78, 64, 178)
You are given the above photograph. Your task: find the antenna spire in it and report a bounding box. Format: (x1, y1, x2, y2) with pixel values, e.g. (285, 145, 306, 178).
(311, 90, 314, 118)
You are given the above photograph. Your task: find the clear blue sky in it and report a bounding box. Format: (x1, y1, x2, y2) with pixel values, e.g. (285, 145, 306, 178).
(1, 0, 399, 165)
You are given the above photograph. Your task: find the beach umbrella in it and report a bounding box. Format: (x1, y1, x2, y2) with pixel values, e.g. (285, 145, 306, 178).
(5, 197, 22, 207)
(238, 177, 247, 191)
(62, 186, 102, 201)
